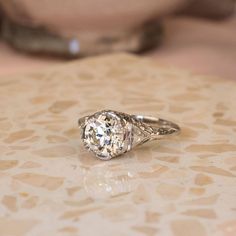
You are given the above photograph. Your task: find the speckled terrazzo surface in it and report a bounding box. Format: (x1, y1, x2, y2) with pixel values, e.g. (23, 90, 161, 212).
(0, 53, 235, 236)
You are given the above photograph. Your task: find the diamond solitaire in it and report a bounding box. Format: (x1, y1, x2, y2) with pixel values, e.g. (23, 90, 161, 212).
(82, 111, 131, 160)
(78, 110, 180, 160)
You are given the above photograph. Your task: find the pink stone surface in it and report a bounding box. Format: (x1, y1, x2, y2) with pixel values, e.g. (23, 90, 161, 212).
(0, 53, 235, 236)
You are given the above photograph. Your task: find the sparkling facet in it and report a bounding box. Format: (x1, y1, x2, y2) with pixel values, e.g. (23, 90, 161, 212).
(82, 111, 127, 159)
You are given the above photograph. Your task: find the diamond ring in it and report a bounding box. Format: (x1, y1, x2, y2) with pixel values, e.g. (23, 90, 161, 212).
(78, 110, 180, 160)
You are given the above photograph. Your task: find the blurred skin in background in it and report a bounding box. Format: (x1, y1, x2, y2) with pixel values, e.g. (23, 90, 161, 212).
(0, 0, 235, 79)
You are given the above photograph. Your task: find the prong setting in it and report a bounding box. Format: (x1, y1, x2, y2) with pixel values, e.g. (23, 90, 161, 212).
(81, 110, 131, 160)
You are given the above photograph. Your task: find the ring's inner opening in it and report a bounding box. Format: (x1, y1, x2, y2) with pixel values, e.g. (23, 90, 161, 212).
(134, 115, 169, 128)
(133, 115, 180, 135)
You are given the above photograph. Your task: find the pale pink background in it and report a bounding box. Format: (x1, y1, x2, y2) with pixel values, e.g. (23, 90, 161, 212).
(0, 16, 235, 80)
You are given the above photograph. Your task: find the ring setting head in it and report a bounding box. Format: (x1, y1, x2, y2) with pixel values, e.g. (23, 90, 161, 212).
(80, 110, 132, 160)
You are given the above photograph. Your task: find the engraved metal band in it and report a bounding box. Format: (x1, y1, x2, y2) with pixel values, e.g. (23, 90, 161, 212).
(78, 110, 180, 160)
(78, 113, 180, 142)
(131, 115, 181, 140)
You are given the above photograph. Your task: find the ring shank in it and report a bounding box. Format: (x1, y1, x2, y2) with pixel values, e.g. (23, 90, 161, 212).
(78, 112, 180, 140)
(133, 115, 181, 139)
